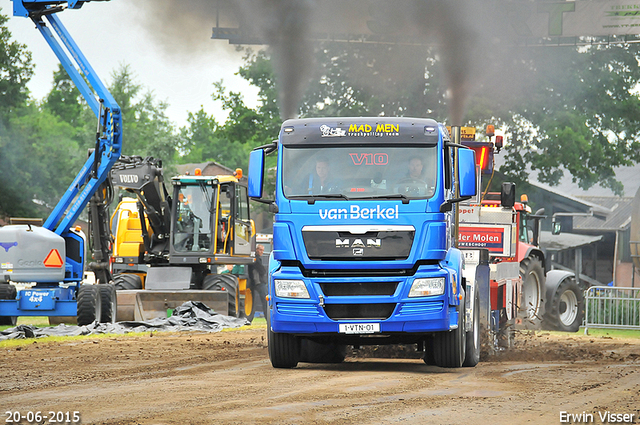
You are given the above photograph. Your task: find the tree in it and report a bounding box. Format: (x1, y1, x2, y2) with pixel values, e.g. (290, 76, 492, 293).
(0, 10, 33, 119)
(108, 64, 179, 162)
(234, 42, 640, 196)
(0, 105, 83, 217)
(477, 44, 640, 195)
(0, 9, 36, 217)
(44, 63, 92, 128)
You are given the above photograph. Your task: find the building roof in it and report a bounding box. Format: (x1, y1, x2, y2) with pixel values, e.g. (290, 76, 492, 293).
(573, 196, 634, 232)
(545, 164, 640, 198)
(527, 180, 612, 217)
(174, 162, 235, 177)
(539, 231, 603, 252)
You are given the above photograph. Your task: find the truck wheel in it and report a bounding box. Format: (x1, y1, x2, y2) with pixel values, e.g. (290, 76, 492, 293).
(519, 256, 545, 327)
(243, 287, 255, 322)
(463, 290, 481, 367)
(433, 303, 466, 368)
(544, 278, 584, 332)
(77, 285, 102, 326)
(0, 283, 17, 326)
(422, 337, 436, 365)
(202, 274, 238, 317)
(267, 308, 299, 368)
(113, 273, 142, 290)
(98, 284, 117, 323)
(300, 339, 347, 363)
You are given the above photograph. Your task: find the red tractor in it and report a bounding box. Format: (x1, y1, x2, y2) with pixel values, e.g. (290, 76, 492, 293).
(459, 127, 584, 333)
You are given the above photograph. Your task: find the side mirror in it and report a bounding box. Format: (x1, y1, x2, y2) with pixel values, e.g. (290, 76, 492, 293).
(501, 182, 516, 208)
(552, 221, 562, 235)
(458, 148, 477, 198)
(248, 149, 265, 199)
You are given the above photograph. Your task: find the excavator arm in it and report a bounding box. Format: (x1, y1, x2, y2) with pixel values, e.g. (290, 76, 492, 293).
(110, 155, 173, 261)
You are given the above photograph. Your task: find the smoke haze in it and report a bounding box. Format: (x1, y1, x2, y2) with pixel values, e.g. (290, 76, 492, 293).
(132, 0, 507, 124)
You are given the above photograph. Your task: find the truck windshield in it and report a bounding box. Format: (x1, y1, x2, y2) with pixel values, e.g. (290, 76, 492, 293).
(282, 146, 438, 199)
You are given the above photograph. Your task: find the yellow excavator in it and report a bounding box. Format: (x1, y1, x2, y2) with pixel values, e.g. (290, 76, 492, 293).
(102, 155, 257, 322)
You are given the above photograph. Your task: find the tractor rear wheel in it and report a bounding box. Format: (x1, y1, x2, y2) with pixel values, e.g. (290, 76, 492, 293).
(0, 283, 17, 326)
(544, 278, 584, 332)
(519, 256, 545, 328)
(77, 285, 102, 326)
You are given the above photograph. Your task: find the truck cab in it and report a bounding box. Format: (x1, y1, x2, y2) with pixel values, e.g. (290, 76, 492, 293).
(249, 118, 478, 368)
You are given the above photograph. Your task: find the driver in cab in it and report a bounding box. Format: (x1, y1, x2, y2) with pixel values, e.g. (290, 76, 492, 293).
(395, 157, 432, 196)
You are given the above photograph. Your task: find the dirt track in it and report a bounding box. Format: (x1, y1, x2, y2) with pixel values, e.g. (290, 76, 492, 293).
(2, 326, 640, 425)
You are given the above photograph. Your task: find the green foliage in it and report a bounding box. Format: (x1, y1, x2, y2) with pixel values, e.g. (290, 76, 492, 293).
(476, 45, 640, 195)
(0, 11, 33, 118)
(109, 64, 179, 162)
(44, 64, 86, 126)
(0, 105, 83, 217)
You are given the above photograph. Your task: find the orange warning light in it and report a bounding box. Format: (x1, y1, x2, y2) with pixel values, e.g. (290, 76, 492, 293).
(43, 249, 63, 268)
(234, 168, 243, 179)
(194, 168, 202, 176)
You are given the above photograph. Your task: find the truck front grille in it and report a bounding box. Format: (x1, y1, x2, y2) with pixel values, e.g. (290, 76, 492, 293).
(319, 282, 398, 296)
(323, 303, 396, 320)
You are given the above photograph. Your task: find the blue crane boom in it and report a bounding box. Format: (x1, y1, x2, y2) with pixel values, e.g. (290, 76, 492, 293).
(13, 0, 122, 235)
(0, 1, 122, 325)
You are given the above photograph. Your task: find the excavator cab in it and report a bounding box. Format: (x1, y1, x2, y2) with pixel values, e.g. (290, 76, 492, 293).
(168, 176, 254, 262)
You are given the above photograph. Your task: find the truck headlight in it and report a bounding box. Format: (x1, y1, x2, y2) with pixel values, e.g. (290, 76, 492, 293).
(409, 277, 445, 297)
(274, 279, 310, 299)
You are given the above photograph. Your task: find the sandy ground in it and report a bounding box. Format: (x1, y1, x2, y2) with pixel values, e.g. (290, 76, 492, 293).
(2, 326, 639, 425)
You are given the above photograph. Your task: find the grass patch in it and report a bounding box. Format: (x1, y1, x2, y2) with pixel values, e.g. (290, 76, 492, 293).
(537, 328, 640, 339)
(580, 327, 640, 339)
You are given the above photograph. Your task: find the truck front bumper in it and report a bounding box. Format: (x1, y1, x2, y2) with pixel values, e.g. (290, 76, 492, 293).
(269, 266, 458, 335)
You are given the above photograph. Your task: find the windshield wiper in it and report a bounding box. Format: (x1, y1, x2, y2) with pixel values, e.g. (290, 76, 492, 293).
(288, 193, 350, 204)
(355, 193, 411, 204)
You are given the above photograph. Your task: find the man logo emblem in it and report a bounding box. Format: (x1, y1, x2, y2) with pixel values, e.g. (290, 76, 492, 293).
(353, 248, 364, 256)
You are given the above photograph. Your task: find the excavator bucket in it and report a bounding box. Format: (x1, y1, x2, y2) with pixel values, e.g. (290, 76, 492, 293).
(116, 290, 231, 321)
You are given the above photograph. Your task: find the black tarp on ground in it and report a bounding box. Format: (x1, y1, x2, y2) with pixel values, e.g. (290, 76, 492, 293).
(0, 301, 250, 341)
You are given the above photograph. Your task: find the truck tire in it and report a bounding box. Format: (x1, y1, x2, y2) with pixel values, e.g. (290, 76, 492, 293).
(202, 274, 238, 317)
(463, 290, 480, 367)
(77, 285, 102, 326)
(433, 303, 466, 368)
(300, 339, 347, 363)
(0, 283, 17, 326)
(98, 284, 117, 323)
(519, 256, 545, 327)
(544, 278, 584, 332)
(267, 308, 299, 368)
(422, 337, 436, 365)
(113, 273, 142, 290)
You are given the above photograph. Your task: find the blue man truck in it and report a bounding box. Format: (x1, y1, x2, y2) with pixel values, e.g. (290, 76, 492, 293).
(248, 118, 484, 368)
